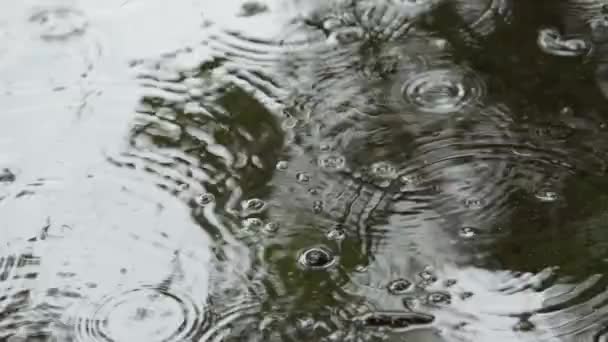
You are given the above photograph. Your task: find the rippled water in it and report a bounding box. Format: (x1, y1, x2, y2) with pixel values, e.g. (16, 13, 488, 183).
(3, 0, 608, 341)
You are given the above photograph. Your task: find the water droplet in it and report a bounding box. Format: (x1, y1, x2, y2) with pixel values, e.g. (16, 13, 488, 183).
(243, 218, 264, 229)
(318, 154, 346, 171)
(513, 319, 535, 332)
(243, 198, 266, 213)
(460, 291, 474, 300)
(418, 270, 437, 283)
(282, 117, 297, 129)
(464, 199, 483, 209)
(459, 226, 478, 239)
(296, 172, 311, 183)
(535, 190, 558, 202)
(297, 246, 336, 270)
(370, 161, 397, 179)
(29, 7, 88, 41)
(276, 161, 289, 171)
(195, 193, 215, 206)
(263, 221, 280, 233)
(327, 227, 346, 241)
(444, 279, 457, 287)
(238, 1, 268, 17)
(402, 296, 422, 310)
(401, 68, 485, 114)
(538, 28, 590, 57)
(560, 106, 573, 116)
(312, 200, 324, 213)
(387, 279, 412, 295)
(0, 169, 15, 183)
(427, 292, 451, 305)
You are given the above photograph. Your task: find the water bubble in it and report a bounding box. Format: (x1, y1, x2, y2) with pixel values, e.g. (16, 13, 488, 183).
(402, 296, 422, 310)
(318, 154, 346, 171)
(359, 311, 435, 328)
(243, 218, 264, 229)
(458, 226, 478, 239)
(75, 287, 207, 342)
(296, 172, 311, 184)
(326, 227, 346, 241)
(276, 161, 289, 171)
(401, 68, 485, 114)
(0, 168, 15, 183)
(370, 161, 397, 180)
(238, 1, 268, 17)
(328, 27, 364, 45)
(427, 292, 452, 305)
(243, 198, 266, 213)
(513, 318, 535, 332)
(282, 117, 298, 129)
(537, 28, 590, 57)
(464, 199, 484, 209)
(312, 200, 323, 213)
(263, 221, 280, 233)
(444, 279, 457, 287)
(297, 246, 336, 270)
(387, 279, 412, 295)
(460, 291, 474, 300)
(29, 7, 88, 41)
(418, 270, 437, 284)
(535, 189, 559, 202)
(195, 193, 215, 206)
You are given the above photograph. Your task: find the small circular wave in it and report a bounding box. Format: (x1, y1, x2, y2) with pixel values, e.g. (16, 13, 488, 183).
(400, 68, 486, 114)
(74, 286, 209, 342)
(28, 6, 88, 42)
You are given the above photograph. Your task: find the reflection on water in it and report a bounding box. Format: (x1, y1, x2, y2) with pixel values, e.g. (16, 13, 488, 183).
(3, 0, 608, 341)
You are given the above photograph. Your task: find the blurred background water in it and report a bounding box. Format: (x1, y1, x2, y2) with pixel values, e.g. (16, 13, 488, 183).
(3, 0, 608, 341)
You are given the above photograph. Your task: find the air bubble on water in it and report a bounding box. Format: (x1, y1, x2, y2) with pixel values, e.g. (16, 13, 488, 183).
(537, 27, 590, 57)
(195, 193, 215, 206)
(312, 200, 323, 213)
(282, 117, 297, 129)
(243, 198, 266, 213)
(460, 291, 474, 300)
(297, 246, 336, 270)
(0, 168, 15, 183)
(427, 292, 451, 305)
(243, 218, 264, 229)
(513, 318, 535, 332)
(263, 221, 280, 233)
(276, 161, 289, 171)
(444, 279, 457, 287)
(296, 172, 311, 183)
(418, 270, 437, 283)
(535, 190, 558, 202)
(327, 227, 345, 241)
(464, 198, 483, 209)
(458, 226, 478, 239)
(387, 279, 412, 295)
(318, 153, 346, 171)
(370, 161, 397, 180)
(238, 1, 268, 17)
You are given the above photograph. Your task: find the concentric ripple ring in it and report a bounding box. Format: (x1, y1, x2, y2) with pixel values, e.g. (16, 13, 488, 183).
(401, 68, 486, 114)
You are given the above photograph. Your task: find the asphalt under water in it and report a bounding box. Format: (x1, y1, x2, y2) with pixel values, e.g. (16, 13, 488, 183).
(2, 0, 608, 341)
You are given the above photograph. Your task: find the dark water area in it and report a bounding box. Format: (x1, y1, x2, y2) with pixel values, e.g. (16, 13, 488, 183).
(3, 0, 608, 341)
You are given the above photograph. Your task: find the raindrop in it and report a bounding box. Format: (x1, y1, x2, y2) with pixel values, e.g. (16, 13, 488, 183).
(464, 199, 483, 209)
(263, 221, 280, 233)
(326, 227, 346, 241)
(427, 292, 452, 305)
(296, 172, 311, 183)
(297, 246, 336, 270)
(238, 1, 268, 17)
(418, 270, 437, 283)
(312, 200, 323, 213)
(458, 226, 478, 239)
(195, 193, 215, 206)
(513, 318, 535, 332)
(401, 68, 485, 114)
(29, 7, 88, 41)
(0, 169, 15, 183)
(371, 161, 397, 179)
(460, 291, 474, 300)
(537, 28, 590, 57)
(276, 161, 289, 171)
(318, 154, 346, 171)
(535, 189, 559, 202)
(444, 279, 457, 287)
(387, 279, 412, 295)
(243, 218, 264, 229)
(243, 198, 266, 213)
